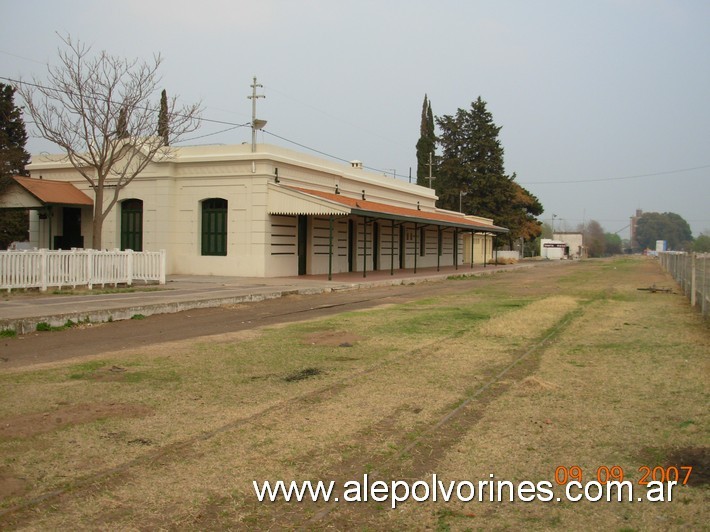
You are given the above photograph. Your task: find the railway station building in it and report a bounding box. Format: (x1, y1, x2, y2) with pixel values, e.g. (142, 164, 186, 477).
(4, 143, 508, 278)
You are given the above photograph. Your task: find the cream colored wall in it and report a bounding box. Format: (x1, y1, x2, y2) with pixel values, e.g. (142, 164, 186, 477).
(462, 233, 494, 265)
(166, 169, 271, 276)
(553, 233, 584, 258)
(307, 216, 350, 276)
(0, 183, 43, 209)
(347, 221, 463, 273)
(28, 210, 40, 247)
(26, 144, 498, 277)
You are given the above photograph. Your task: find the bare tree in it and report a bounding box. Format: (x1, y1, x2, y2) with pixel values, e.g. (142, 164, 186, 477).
(578, 219, 606, 257)
(18, 35, 201, 249)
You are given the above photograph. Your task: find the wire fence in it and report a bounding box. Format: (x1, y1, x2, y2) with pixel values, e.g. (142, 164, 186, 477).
(658, 252, 710, 319)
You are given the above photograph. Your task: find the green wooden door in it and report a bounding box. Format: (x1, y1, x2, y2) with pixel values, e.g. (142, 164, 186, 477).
(121, 199, 143, 251)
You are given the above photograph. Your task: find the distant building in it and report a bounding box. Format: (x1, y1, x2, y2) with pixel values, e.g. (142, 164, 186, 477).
(540, 239, 567, 260)
(552, 232, 586, 259)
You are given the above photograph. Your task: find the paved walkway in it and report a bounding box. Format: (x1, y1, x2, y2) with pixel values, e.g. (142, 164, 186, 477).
(0, 262, 536, 334)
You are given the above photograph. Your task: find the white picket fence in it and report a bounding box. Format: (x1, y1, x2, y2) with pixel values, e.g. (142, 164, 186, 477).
(0, 249, 166, 292)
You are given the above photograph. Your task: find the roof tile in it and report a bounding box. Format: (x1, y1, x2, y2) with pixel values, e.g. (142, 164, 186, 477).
(13, 176, 93, 206)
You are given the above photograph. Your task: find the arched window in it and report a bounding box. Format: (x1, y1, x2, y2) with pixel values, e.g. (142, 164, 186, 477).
(121, 199, 143, 251)
(201, 198, 228, 256)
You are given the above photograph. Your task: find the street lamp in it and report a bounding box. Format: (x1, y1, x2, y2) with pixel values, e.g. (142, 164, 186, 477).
(551, 214, 557, 236)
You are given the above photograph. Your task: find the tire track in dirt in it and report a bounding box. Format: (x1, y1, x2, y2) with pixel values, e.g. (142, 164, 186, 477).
(302, 307, 586, 528)
(0, 302, 486, 526)
(1, 280, 494, 369)
(185, 305, 587, 530)
(0, 262, 578, 527)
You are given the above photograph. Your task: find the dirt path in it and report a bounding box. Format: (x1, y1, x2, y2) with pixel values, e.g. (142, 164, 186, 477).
(0, 264, 567, 369)
(1, 258, 707, 530)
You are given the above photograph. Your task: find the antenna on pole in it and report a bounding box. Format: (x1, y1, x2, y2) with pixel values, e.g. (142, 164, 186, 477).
(248, 76, 266, 153)
(426, 152, 436, 188)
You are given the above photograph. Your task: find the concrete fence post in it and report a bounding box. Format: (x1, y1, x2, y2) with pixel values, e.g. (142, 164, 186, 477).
(702, 254, 708, 318)
(690, 253, 697, 307)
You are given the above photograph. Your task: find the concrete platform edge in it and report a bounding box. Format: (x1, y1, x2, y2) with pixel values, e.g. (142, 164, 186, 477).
(1, 263, 534, 335)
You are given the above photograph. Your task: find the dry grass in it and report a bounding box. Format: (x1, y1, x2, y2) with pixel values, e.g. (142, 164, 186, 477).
(479, 295, 578, 339)
(0, 257, 707, 530)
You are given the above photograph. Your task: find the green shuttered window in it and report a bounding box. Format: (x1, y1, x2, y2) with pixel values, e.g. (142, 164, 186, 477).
(201, 198, 228, 256)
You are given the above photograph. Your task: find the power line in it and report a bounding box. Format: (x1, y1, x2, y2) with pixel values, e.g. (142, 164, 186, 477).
(0, 49, 47, 66)
(0, 75, 248, 130)
(261, 129, 412, 180)
(179, 124, 248, 143)
(520, 164, 710, 185)
(6, 76, 709, 187)
(5, 74, 386, 169)
(261, 129, 352, 165)
(264, 83, 409, 150)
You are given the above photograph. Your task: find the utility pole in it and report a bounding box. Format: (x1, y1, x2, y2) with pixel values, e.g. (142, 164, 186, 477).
(426, 152, 435, 189)
(248, 76, 265, 153)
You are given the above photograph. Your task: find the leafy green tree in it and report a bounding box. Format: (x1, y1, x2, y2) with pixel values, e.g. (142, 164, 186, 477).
(604, 232, 623, 255)
(436, 97, 511, 214)
(693, 233, 710, 252)
(635, 212, 693, 250)
(531, 222, 552, 257)
(415, 94, 435, 187)
(504, 180, 543, 246)
(158, 89, 169, 146)
(436, 97, 542, 247)
(0, 83, 31, 249)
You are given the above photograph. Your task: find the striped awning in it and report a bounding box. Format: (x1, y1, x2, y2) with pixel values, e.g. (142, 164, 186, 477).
(277, 186, 508, 233)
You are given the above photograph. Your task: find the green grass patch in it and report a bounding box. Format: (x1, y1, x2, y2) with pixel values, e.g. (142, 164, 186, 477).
(387, 307, 490, 336)
(0, 257, 707, 529)
(67, 360, 108, 379)
(0, 329, 16, 338)
(64, 359, 181, 384)
(35, 319, 85, 332)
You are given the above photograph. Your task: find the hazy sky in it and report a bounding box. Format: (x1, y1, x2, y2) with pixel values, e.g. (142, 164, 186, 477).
(2, 0, 708, 238)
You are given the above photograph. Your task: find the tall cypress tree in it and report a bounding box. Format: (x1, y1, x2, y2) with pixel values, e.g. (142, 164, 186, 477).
(158, 89, 169, 146)
(0, 83, 30, 178)
(116, 105, 129, 139)
(415, 94, 436, 187)
(0, 83, 31, 248)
